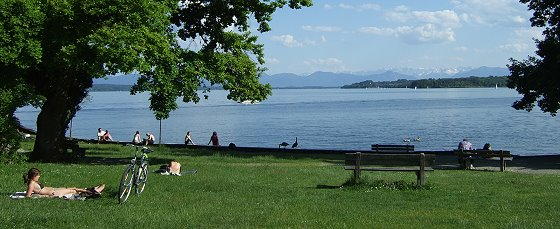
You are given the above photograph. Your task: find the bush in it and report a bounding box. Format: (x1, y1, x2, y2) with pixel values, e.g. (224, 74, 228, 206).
(0, 115, 26, 163)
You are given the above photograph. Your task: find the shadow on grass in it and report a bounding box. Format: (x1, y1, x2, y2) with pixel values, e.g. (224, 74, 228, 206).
(72, 156, 172, 166)
(161, 147, 346, 164)
(317, 177, 432, 191)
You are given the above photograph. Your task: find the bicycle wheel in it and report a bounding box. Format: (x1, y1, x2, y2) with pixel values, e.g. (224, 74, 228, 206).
(135, 163, 148, 194)
(118, 165, 135, 203)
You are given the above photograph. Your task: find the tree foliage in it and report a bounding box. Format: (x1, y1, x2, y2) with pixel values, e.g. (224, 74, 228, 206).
(507, 0, 560, 115)
(0, 0, 312, 161)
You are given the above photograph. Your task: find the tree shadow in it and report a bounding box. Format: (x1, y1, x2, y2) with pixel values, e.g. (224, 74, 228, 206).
(316, 184, 342, 189)
(161, 146, 346, 164)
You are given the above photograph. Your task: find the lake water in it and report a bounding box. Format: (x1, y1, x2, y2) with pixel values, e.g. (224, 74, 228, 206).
(15, 88, 560, 156)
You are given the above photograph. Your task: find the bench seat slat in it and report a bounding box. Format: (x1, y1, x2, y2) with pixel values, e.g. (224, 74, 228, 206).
(344, 166, 434, 171)
(345, 153, 436, 167)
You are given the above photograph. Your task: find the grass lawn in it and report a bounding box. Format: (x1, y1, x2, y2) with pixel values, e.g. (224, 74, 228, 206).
(1, 142, 559, 228)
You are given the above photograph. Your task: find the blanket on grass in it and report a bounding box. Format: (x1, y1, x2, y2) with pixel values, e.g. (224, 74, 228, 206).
(10, 192, 86, 201)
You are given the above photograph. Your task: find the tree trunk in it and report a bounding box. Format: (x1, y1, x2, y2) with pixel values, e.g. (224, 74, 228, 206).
(31, 96, 76, 161)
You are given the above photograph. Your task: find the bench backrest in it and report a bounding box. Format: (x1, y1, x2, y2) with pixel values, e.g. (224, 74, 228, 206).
(345, 152, 435, 167)
(371, 144, 414, 153)
(454, 149, 511, 157)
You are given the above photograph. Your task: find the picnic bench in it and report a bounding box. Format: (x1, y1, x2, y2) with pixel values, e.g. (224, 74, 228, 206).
(371, 144, 414, 153)
(345, 152, 435, 186)
(454, 149, 512, 171)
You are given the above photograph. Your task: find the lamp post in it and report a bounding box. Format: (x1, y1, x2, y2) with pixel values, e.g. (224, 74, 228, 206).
(159, 119, 162, 145)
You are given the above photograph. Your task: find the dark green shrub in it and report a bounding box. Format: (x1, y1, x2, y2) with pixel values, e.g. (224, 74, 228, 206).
(0, 115, 26, 163)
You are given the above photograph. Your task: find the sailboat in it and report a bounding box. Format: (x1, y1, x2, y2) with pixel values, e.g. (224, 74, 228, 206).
(495, 84, 498, 89)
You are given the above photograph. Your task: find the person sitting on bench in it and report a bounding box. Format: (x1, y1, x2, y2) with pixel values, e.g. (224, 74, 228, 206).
(458, 138, 474, 169)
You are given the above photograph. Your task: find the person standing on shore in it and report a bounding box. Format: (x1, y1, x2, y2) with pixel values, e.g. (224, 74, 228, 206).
(208, 132, 219, 146)
(184, 131, 195, 145)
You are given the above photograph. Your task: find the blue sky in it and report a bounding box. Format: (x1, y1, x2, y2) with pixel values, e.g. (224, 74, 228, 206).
(254, 0, 542, 74)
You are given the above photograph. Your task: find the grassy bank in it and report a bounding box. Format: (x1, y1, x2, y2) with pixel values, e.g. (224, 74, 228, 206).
(1, 142, 559, 228)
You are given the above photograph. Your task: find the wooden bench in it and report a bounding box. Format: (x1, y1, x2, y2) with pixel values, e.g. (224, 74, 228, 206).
(345, 152, 435, 186)
(454, 149, 512, 172)
(371, 144, 414, 153)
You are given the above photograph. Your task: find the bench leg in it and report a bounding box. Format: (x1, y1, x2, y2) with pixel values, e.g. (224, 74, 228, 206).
(500, 156, 505, 172)
(353, 168, 361, 182)
(416, 171, 426, 187)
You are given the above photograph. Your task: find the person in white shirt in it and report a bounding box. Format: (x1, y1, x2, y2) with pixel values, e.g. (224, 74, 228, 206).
(97, 128, 106, 142)
(144, 133, 155, 145)
(132, 131, 142, 145)
(458, 138, 475, 169)
(184, 131, 194, 145)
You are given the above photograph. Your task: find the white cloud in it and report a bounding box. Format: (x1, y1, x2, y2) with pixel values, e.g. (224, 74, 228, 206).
(359, 27, 395, 36)
(303, 58, 347, 72)
(385, 6, 461, 28)
(499, 43, 531, 52)
(385, 5, 411, 23)
(302, 39, 317, 46)
(412, 10, 461, 28)
(266, 57, 280, 64)
(338, 3, 354, 10)
(373, 6, 461, 45)
(324, 2, 381, 11)
(452, 0, 531, 26)
(454, 46, 468, 51)
(321, 35, 327, 42)
(271, 35, 303, 47)
(301, 25, 342, 32)
(498, 27, 542, 53)
(359, 24, 455, 44)
(360, 3, 381, 10)
(514, 28, 544, 40)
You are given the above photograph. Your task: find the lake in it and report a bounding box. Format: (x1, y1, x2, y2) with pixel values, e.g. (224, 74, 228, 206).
(15, 88, 560, 156)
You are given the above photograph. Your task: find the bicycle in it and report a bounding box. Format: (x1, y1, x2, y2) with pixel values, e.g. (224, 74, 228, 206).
(118, 145, 152, 203)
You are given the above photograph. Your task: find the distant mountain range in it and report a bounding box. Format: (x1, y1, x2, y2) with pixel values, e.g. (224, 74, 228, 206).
(260, 66, 509, 88)
(93, 66, 510, 89)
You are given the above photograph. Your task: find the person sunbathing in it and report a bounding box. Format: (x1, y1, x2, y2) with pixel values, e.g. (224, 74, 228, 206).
(23, 168, 105, 198)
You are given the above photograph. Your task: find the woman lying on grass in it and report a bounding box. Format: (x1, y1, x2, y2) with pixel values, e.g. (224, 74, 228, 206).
(23, 168, 105, 198)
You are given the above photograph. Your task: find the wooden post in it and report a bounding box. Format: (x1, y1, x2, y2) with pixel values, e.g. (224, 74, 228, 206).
(500, 150, 505, 172)
(418, 153, 426, 186)
(353, 152, 362, 182)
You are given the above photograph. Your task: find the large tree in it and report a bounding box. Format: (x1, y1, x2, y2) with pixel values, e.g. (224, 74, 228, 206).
(507, 0, 560, 116)
(0, 0, 312, 161)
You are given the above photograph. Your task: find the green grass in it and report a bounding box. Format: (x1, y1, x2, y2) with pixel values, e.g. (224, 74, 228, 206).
(1, 142, 559, 228)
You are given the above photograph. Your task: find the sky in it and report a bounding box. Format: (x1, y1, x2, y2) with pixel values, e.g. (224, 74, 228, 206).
(252, 0, 543, 74)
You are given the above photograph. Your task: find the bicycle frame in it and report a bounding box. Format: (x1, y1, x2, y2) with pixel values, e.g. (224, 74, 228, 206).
(118, 145, 152, 203)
